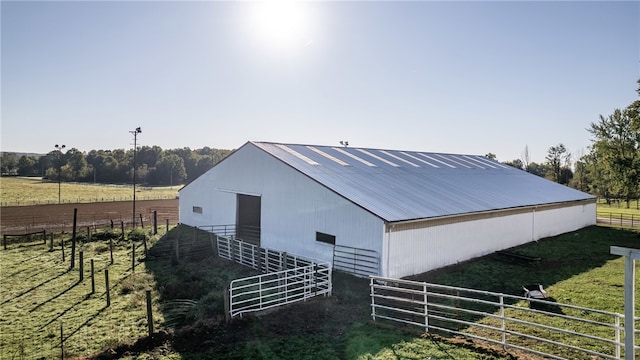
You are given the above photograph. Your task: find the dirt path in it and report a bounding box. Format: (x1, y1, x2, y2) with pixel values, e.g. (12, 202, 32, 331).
(0, 199, 178, 234)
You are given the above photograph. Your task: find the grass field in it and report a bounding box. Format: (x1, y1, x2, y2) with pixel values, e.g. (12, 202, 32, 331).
(0, 177, 179, 206)
(2, 225, 639, 359)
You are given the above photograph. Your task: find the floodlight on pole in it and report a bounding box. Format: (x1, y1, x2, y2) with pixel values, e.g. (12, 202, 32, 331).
(54, 144, 66, 204)
(130, 127, 142, 228)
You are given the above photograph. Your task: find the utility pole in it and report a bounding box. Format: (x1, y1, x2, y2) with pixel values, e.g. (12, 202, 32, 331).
(130, 127, 142, 228)
(54, 144, 66, 204)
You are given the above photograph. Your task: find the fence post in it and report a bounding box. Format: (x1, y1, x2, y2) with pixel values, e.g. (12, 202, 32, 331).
(500, 294, 506, 345)
(132, 241, 136, 273)
(105, 269, 110, 307)
(140, 214, 144, 228)
(79, 251, 84, 282)
(143, 236, 148, 258)
(2, 234, 6, 250)
(370, 277, 376, 322)
(49, 233, 54, 251)
(146, 290, 154, 337)
(89, 259, 95, 294)
(60, 321, 64, 360)
(423, 282, 429, 333)
(166, 219, 169, 233)
(109, 237, 114, 265)
(61, 237, 65, 262)
(153, 211, 158, 235)
(224, 286, 231, 323)
(615, 315, 621, 358)
(71, 208, 77, 270)
(120, 221, 125, 240)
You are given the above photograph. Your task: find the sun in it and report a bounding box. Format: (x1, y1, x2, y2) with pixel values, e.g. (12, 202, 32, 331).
(246, 1, 314, 54)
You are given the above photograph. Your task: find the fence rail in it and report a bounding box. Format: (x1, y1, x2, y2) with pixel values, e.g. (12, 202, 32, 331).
(370, 276, 640, 360)
(333, 244, 379, 277)
(597, 212, 640, 228)
(216, 235, 332, 319)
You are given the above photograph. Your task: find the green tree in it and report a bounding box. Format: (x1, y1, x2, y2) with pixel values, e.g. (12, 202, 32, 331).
(148, 154, 186, 185)
(545, 143, 571, 184)
(527, 162, 549, 178)
(504, 159, 524, 170)
(17, 155, 38, 176)
(588, 106, 640, 207)
(1, 152, 18, 175)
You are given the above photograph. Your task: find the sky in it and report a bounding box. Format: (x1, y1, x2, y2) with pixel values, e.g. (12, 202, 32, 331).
(1, 1, 638, 164)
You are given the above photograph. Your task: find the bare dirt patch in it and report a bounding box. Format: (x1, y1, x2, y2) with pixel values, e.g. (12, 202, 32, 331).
(1, 199, 178, 235)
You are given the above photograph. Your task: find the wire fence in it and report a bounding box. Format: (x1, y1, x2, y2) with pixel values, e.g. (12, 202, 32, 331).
(0, 231, 168, 359)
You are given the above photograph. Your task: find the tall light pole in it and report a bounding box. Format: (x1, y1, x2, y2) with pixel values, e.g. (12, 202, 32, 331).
(130, 127, 142, 228)
(54, 144, 65, 204)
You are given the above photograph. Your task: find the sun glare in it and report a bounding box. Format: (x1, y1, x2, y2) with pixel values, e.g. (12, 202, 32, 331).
(246, 1, 314, 54)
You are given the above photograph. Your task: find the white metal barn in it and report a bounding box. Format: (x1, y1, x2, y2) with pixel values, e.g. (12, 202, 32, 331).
(179, 141, 596, 278)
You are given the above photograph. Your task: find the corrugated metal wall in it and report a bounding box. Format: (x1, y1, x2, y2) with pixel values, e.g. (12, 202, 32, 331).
(385, 201, 596, 278)
(180, 143, 384, 266)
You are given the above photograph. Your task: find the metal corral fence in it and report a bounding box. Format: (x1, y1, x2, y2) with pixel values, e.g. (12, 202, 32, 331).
(597, 212, 640, 228)
(215, 235, 332, 319)
(370, 276, 640, 360)
(333, 244, 379, 277)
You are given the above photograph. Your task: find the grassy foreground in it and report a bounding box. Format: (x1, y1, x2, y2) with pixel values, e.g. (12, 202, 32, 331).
(2, 224, 639, 359)
(0, 177, 179, 206)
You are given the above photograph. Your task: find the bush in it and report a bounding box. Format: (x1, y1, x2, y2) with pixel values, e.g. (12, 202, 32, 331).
(128, 228, 148, 242)
(93, 229, 120, 241)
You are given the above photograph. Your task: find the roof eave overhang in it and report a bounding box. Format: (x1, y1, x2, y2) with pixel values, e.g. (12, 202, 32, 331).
(385, 198, 596, 228)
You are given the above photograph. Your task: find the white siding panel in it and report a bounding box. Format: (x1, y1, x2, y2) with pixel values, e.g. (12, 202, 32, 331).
(533, 202, 596, 239)
(180, 143, 384, 267)
(387, 212, 533, 278)
(386, 203, 596, 278)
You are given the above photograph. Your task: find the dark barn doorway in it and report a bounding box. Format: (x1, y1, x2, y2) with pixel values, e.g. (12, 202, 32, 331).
(236, 194, 261, 245)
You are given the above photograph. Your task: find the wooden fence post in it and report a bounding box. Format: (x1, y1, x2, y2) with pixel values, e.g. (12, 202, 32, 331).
(60, 321, 64, 360)
(2, 234, 6, 250)
(109, 237, 114, 265)
(105, 269, 110, 307)
(139, 214, 144, 228)
(90, 259, 95, 294)
(166, 219, 169, 233)
(61, 238, 65, 262)
(153, 211, 158, 235)
(78, 251, 84, 282)
(146, 290, 154, 337)
(121, 221, 125, 240)
(132, 241, 136, 273)
(71, 208, 77, 270)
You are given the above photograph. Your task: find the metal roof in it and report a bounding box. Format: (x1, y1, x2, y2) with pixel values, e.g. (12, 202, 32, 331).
(250, 141, 595, 223)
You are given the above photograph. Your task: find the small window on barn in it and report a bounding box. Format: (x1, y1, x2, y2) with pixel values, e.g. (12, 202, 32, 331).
(192, 206, 203, 214)
(316, 231, 336, 245)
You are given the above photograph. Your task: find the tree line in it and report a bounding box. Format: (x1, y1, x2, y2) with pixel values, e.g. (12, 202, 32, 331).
(0, 146, 232, 186)
(495, 79, 640, 207)
(2, 79, 637, 201)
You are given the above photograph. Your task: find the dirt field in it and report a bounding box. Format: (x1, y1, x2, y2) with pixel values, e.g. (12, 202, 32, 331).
(0, 199, 178, 235)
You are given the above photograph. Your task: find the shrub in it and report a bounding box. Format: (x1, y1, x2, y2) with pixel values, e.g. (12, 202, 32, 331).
(128, 228, 147, 242)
